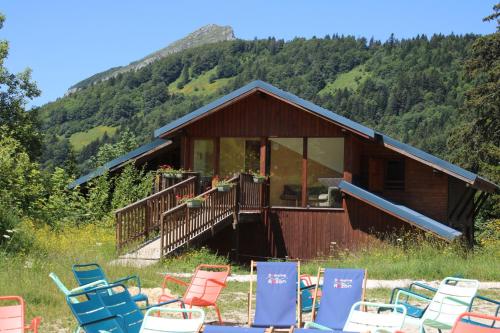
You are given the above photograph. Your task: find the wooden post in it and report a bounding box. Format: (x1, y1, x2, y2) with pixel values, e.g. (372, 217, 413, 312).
(159, 214, 164, 260)
(311, 267, 322, 321)
(248, 261, 255, 326)
(144, 201, 150, 239)
(301, 138, 308, 207)
(185, 206, 190, 248)
(297, 260, 302, 327)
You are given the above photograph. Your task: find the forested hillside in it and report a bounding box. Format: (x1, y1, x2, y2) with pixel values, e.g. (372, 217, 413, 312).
(39, 33, 478, 177)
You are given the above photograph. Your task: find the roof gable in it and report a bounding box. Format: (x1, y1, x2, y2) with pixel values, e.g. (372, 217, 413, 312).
(154, 80, 376, 139)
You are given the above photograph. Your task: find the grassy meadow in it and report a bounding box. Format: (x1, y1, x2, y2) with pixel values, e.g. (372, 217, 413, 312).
(0, 223, 499, 331)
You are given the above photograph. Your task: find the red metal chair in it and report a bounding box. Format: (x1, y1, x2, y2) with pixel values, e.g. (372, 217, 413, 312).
(451, 312, 499, 332)
(158, 264, 230, 323)
(0, 296, 41, 333)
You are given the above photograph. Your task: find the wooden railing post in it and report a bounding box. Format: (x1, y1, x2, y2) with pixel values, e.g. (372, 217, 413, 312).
(144, 201, 150, 239)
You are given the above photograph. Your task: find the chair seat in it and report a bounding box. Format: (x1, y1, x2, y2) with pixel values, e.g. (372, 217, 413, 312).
(294, 329, 354, 333)
(132, 293, 149, 304)
(461, 318, 496, 328)
(204, 326, 266, 333)
(397, 302, 425, 318)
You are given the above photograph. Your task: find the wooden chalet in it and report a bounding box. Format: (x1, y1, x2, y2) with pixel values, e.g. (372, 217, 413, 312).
(71, 80, 499, 260)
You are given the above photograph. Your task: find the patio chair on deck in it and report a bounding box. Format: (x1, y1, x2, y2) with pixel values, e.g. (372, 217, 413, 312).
(158, 264, 230, 323)
(0, 296, 41, 333)
(294, 268, 367, 332)
(394, 277, 479, 332)
(204, 261, 300, 333)
(72, 263, 149, 306)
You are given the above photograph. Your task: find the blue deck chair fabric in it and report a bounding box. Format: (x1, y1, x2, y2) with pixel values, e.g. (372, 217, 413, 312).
(293, 329, 354, 333)
(72, 263, 149, 305)
(313, 269, 365, 330)
(253, 261, 298, 328)
(204, 326, 267, 333)
(66, 289, 128, 333)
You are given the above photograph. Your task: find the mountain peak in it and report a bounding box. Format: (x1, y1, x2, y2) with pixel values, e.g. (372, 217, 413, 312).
(68, 24, 236, 92)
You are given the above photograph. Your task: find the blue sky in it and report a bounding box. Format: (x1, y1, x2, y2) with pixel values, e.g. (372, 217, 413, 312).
(2, 0, 497, 107)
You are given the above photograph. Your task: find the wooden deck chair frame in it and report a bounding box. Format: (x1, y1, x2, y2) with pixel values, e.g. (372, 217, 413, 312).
(247, 260, 301, 332)
(310, 267, 368, 321)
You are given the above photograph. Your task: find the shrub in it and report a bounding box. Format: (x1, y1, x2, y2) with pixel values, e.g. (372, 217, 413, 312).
(0, 205, 34, 253)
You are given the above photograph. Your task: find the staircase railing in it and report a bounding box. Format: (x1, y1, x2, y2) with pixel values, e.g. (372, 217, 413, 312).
(159, 175, 239, 258)
(115, 176, 197, 251)
(239, 173, 266, 211)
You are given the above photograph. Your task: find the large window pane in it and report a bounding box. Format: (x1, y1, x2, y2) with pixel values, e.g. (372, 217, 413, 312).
(307, 138, 344, 207)
(220, 138, 260, 177)
(193, 139, 214, 176)
(270, 138, 303, 207)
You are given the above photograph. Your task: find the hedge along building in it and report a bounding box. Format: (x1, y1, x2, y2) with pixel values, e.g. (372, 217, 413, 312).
(71, 80, 498, 260)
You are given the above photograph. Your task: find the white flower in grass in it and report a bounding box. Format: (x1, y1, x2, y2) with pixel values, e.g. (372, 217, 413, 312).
(96, 242, 102, 247)
(24, 260, 33, 268)
(397, 238, 403, 242)
(2, 234, 10, 239)
(6, 229, 14, 233)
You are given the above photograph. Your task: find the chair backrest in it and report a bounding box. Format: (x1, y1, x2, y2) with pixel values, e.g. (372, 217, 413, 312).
(66, 291, 126, 333)
(184, 264, 230, 305)
(72, 263, 107, 286)
(95, 284, 144, 333)
(141, 307, 205, 333)
(252, 261, 299, 328)
(421, 277, 479, 326)
(452, 312, 500, 333)
(344, 301, 406, 332)
(314, 268, 366, 330)
(0, 296, 24, 333)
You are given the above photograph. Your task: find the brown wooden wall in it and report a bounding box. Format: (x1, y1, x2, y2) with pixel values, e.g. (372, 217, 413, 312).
(183, 92, 344, 137)
(354, 137, 449, 223)
(217, 200, 418, 260)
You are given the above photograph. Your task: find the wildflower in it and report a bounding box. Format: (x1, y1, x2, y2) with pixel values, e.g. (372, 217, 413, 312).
(6, 229, 14, 233)
(96, 242, 102, 247)
(2, 235, 10, 239)
(397, 238, 403, 242)
(24, 260, 33, 269)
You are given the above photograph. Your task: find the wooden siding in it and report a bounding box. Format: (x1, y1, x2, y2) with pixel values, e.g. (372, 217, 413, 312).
(183, 92, 344, 138)
(356, 138, 449, 223)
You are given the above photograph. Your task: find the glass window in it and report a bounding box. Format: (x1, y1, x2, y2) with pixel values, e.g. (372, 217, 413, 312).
(193, 139, 214, 176)
(219, 138, 260, 177)
(269, 138, 303, 207)
(385, 159, 405, 190)
(307, 138, 344, 207)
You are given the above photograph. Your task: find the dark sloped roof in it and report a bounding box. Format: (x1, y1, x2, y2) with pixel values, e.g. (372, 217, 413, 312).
(154, 80, 376, 139)
(69, 138, 171, 189)
(338, 180, 462, 241)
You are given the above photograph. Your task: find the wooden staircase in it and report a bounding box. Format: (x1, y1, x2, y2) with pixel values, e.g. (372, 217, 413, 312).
(115, 173, 264, 260)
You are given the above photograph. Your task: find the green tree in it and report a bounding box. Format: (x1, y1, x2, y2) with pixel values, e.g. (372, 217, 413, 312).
(0, 14, 42, 158)
(448, 4, 500, 218)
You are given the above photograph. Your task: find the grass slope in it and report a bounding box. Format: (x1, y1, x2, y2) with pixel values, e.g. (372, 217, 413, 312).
(319, 64, 370, 95)
(69, 125, 117, 151)
(168, 67, 232, 96)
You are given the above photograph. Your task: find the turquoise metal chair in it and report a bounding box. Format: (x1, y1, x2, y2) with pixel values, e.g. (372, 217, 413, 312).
(66, 289, 128, 333)
(72, 263, 149, 306)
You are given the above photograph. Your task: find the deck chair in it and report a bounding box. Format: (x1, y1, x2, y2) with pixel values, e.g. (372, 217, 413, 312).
(159, 264, 230, 323)
(295, 268, 366, 332)
(451, 312, 499, 332)
(394, 277, 479, 332)
(204, 261, 300, 333)
(72, 263, 149, 306)
(140, 307, 205, 333)
(66, 290, 128, 333)
(0, 296, 41, 333)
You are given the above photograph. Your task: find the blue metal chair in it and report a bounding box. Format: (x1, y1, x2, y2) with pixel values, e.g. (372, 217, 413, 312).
(72, 263, 149, 306)
(296, 268, 366, 332)
(66, 289, 128, 333)
(205, 261, 300, 333)
(463, 295, 500, 328)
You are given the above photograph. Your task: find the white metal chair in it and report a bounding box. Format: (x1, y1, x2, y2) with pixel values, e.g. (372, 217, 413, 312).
(342, 301, 407, 333)
(140, 307, 205, 333)
(394, 277, 479, 332)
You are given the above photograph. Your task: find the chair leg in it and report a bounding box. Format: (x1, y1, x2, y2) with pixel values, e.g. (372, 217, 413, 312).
(214, 304, 222, 323)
